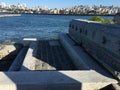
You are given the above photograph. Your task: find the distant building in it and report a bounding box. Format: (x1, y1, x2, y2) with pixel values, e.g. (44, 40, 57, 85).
(114, 13, 120, 24)
(0, 2, 6, 8)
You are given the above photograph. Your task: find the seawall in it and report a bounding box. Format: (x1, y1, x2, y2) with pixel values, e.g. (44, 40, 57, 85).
(69, 19, 120, 79)
(0, 19, 119, 90)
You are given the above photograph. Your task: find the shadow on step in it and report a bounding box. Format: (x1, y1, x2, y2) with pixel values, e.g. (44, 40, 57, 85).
(35, 40, 77, 70)
(0, 43, 23, 71)
(29, 40, 115, 80)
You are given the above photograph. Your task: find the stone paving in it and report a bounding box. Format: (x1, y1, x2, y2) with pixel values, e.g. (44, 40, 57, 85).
(36, 40, 77, 70)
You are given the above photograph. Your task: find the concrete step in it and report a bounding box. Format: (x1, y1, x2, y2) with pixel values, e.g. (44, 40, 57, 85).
(20, 39, 77, 71)
(0, 70, 117, 90)
(8, 47, 28, 71)
(100, 83, 120, 90)
(20, 41, 38, 71)
(36, 40, 76, 70)
(59, 33, 114, 77)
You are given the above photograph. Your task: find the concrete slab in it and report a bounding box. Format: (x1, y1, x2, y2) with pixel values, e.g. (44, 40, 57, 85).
(0, 70, 117, 90)
(21, 40, 76, 71)
(36, 40, 76, 70)
(59, 33, 88, 70)
(59, 33, 115, 77)
(49, 40, 60, 46)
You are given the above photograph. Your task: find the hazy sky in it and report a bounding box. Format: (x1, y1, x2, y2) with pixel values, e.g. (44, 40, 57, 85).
(0, 0, 120, 8)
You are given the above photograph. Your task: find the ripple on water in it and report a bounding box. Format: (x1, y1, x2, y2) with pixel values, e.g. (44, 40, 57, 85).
(0, 14, 113, 43)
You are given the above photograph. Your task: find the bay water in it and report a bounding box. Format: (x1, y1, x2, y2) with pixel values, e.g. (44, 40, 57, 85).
(0, 14, 113, 43)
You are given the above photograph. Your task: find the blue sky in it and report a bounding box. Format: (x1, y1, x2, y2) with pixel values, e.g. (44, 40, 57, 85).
(0, 0, 120, 8)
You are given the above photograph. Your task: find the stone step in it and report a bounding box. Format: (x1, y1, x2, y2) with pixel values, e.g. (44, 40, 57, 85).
(0, 70, 117, 90)
(59, 33, 114, 77)
(8, 47, 28, 71)
(20, 39, 77, 71)
(36, 40, 76, 70)
(100, 83, 120, 90)
(20, 41, 38, 71)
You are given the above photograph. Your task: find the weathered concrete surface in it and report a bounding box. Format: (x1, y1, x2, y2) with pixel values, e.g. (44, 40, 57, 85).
(36, 40, 76, 70)
(0, 45, 17, 60)
(100, 83, 120, 90)
(111, 84, 120, 90)
(59, 33, 89, 70)
(20, 40, 76, 71)
(0, 70, 117, 90)
(20, 42, 37, 71)
(9, 47, 28, 71)
(59, 33, 115, 79)
(68, 19, 120, 79)
(0, 44, 23, 71)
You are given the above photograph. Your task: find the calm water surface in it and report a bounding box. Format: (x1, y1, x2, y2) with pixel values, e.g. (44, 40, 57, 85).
(0, 14, 113, 43)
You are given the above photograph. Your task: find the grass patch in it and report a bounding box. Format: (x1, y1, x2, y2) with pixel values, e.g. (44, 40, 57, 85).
(88, 16, 114, 24)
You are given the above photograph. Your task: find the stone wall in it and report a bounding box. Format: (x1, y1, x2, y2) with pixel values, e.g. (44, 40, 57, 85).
(69, 19, 120, 79)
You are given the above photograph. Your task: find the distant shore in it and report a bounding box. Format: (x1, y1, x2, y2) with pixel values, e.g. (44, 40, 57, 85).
(23, 13, 114, 16)
(0, 13, 114, 17)
(0, 14, 21, 18)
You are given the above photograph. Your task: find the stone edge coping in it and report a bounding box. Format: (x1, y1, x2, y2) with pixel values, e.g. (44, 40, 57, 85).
(23, 38, 37, 47)
(71, 19, 120, 38)
(8, 47, 28, 71)
(59, 33, 89, 70)
(20, 41, 37, 71)
(59, 33, 114, 73)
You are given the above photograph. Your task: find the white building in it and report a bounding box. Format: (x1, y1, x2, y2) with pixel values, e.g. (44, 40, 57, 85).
(0, 2, 6, 8)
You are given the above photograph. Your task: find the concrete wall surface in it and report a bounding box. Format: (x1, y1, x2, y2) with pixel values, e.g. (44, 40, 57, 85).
(69, 19, 120, 79)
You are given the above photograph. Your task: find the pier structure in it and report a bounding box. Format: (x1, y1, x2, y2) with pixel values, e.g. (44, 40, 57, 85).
(0, 19, 120, 90)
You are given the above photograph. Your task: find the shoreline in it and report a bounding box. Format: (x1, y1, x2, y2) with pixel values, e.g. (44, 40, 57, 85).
(0, 14, 21, 18)
(0, 13, 114, 17)
(23, 13, 114, 16)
